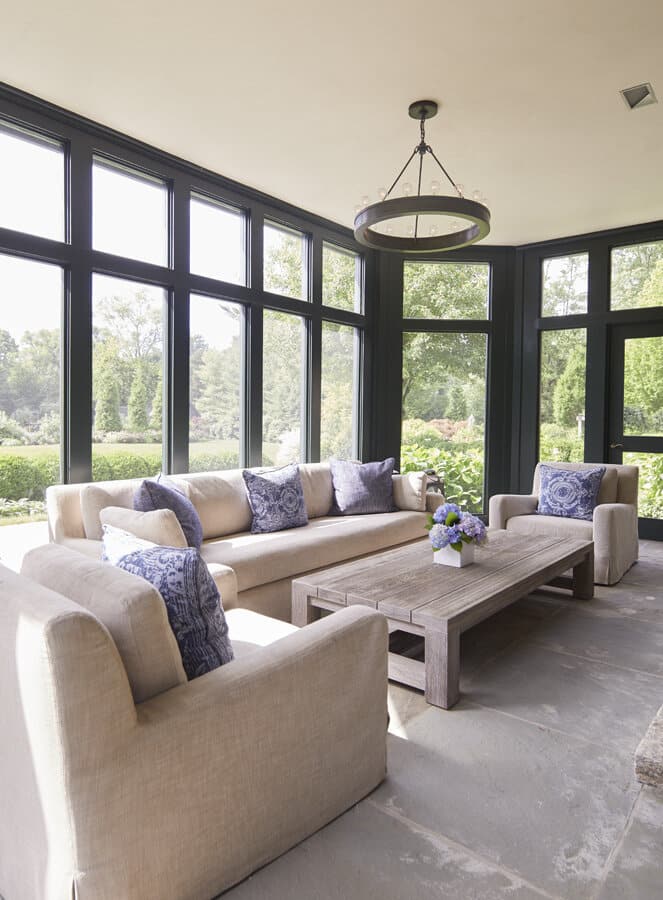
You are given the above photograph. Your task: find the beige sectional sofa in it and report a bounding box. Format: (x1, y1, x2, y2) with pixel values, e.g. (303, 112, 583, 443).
(47, 463, 443, 620)
(2, 545, 388, 899)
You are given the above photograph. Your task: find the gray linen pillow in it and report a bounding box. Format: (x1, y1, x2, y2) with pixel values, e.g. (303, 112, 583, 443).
(329, 458, 396, 515)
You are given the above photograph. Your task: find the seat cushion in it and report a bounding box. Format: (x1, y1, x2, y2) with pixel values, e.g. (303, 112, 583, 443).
(505, 514, 593, 541)
(226, 608, 298, 658)
(200, 510, 427, 592)
(21, 543, 187, 703)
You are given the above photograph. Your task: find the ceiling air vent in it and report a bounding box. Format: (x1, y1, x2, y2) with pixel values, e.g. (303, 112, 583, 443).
(620, 82, 657, 110)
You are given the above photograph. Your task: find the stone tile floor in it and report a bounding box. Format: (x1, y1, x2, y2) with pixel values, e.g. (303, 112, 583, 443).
(224, 540, 663, 899)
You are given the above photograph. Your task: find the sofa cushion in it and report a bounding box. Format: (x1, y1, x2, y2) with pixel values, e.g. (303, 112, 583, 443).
(100, 506, 188, 547)
(533, 462, 618, 506)
(225, 608, 298, 658)
(183, 470, 253, 539)
(298, 462, 334, 518)
(21, 543, 187, 703)
(134, 478, 203, 549)
(330, 457, 396, 515)
(243, 464, 308, 534)
(200, 510, 427, 592)
(505, 514, 594, 541)
(537, 464, 605, 521)
(81, 480, 139, 540)
(393, 471, 427, 512)
(104, 526, 234, 680)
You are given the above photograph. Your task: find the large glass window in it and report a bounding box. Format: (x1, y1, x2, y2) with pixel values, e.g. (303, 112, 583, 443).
(541, 253, 588, 316)
(190, 194, 246, 285)
(263, 221, 308, 300)
(93, 158, 168, 266)
(539, 329, 586, 461)
(623, 452, 663, 519)
(401, 332, 486, 512)
(611, 241, 663, 310)
(623, 336, 663, 436)
(92, 275, 166, 481)
(322, 243, 361, 312)
(321, 323, 358, 460)
(0, 121, 64, 241)
(189, 295, 243, 472)
(0, 253, 62, 523)
(403, 262, 490, 319)
(263, 311, 305, 464)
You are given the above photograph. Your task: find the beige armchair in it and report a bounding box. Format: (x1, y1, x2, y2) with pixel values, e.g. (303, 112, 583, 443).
(1, 545, 388, 900)
(489, 462, 639, 585)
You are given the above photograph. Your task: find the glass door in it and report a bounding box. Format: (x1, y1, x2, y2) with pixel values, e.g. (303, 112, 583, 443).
(609, 324, 663, 539)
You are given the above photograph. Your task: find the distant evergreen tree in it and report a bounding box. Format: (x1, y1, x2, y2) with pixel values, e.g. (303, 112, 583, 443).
(95, 377, 122, 432)
(127, 363, 150, 433)
(150, 373, 163, 431)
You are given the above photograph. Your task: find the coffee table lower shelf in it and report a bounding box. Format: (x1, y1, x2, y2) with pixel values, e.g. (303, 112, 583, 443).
(292, 533, 594, 709)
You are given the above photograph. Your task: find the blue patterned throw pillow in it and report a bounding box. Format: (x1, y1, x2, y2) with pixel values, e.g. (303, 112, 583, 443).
(329, 457, 396, 515)
(102, 525, 233, 679)
(242, 464, 308, 534)
(537, 465, 606, 521)
(133, 477, 203, 550)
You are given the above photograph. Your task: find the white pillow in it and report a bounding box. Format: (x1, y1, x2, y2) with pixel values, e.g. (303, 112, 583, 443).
(100, 506, 188, 548)
(392, 472, 427, 511)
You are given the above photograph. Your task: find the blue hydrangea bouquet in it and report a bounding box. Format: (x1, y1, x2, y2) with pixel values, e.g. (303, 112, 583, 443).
(426, 502, 487, 568)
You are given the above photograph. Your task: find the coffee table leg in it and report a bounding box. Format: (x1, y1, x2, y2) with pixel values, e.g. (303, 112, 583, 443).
(425, 623, 461, 709)
(292, 581, 321, 626)
(572, 546, 594, 600)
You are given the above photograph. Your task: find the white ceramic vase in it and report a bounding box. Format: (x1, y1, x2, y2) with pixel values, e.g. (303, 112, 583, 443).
(433, 542, 475, 568)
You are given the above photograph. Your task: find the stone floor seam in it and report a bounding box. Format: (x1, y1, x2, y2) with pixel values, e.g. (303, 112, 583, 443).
(588, 786, 642, 900)
(462, 698, 629, 755)
(365, 796, 564, 900)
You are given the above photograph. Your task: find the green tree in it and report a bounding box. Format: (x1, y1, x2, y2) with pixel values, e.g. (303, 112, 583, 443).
(150, 372, 163, 431)
(553, 345, 586, 427)
(195, 341, 242, 440)
(95, 376, 122, 432)
(447, 385, 467, 421)
(127, 362, 150, 433)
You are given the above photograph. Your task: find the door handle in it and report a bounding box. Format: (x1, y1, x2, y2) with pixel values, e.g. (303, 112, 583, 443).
(610, 443, 623, 449)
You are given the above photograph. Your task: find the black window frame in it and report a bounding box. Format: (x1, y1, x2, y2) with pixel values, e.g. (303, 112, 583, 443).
(0, 84, 373, 483)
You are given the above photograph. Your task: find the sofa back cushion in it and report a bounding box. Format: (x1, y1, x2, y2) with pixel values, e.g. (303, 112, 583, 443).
(81, 480, 141, 540)
(182, 470, 252, 539)
(392, 472, 427, 511)
(299, 462, 334, 518)
(533, 462, 618, 505)
(21, 544, 187, 703)
(100, 506, 188, 547)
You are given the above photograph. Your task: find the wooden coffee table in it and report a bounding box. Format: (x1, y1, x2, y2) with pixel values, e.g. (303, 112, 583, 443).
(292, 531, 594, 709)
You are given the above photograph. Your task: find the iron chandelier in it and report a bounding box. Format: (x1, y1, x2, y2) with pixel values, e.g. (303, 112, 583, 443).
(353, 100, 491, 253)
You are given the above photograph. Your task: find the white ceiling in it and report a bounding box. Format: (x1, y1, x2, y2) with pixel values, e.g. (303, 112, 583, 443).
(1, 0, 662, 245)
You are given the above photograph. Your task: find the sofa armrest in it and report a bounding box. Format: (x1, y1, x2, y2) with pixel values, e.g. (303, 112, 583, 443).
(425, 492, 446, 513)
(488, 493, 538, 530)
(73, 606, 388, 898)
(592, 503, 639, 583)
